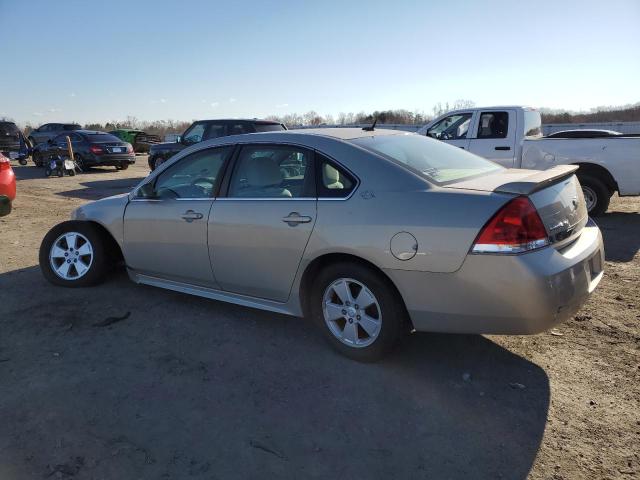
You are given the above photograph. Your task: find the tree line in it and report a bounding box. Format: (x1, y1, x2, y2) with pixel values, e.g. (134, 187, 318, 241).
(11, 101, 640, 137)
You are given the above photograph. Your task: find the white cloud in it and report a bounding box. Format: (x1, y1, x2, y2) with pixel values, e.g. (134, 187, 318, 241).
(48, 108, 61, 113)
(69, 92, 76, 97)
(210, 102, 219, 108)
(160, 98, 166, 103)
(276, 103, 289, 108)
(33, 112, 43, 116)
(229, 98, 237, 103)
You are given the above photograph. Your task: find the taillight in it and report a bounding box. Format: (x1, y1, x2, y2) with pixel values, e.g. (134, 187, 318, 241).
(126, 143, 134, 154)
(471, 197, 549, 254)
(89, 145, 104, 155)
(0, 153, 10, 170)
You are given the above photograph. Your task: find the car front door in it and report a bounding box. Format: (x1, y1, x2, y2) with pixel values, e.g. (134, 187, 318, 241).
(209, 144, 317, 302)
(123, 146, 234, 286)
(467, 110, 517, 167)
(425, 112, 472, 150)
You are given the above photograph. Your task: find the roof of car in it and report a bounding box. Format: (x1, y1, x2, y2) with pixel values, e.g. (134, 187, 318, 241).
(195, 118, 282, 124)
(285, 127, 410, 140)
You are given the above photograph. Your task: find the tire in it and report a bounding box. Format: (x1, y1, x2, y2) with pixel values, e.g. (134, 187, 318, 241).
(74, 155, 85, 171)
(33, 152, 42, 167)
(578, 174, 611, 216)
(18, 158, 28, 166)
(310, 262, 406, 361)
(44, 166, 52, 176)
(39, 221, 109, 287)
(68, 169, 76, 176)
(119, 163, 129, 170)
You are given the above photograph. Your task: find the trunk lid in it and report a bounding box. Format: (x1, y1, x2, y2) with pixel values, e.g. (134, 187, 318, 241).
(445, 165, 588, 245)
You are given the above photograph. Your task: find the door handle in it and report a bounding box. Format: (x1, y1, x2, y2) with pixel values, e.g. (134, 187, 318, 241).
(181, 210, 203, 222)
(459, 146, 465, 149)
(282, 212, 312, 226)
(495, 146, 511, 151)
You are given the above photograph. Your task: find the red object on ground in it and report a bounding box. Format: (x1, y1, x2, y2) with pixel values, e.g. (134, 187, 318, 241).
(0, 153, 17, 215)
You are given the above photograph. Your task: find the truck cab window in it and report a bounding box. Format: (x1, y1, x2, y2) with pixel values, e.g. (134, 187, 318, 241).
(477, 112, 509, 139)
(427, 113, 472, 140)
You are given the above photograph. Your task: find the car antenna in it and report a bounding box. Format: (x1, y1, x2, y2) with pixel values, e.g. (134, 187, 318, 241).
(362, 117, 378, 132)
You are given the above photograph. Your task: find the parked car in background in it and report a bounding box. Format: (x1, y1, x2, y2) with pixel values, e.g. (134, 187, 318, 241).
(39, 128, 603, 361)
(0, 121, 30, 164)
(419, 106, 640, 215)
(148, 119, 286, 170)
(0, 153, 16, 216)
(108, 129, 161, 153)
(32, 130, 135, 170)
(28, 123, 81, 147)
(545, 129, 623, 138)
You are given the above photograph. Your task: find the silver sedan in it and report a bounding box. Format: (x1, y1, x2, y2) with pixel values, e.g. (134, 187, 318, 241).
(39, 128, 604, 361)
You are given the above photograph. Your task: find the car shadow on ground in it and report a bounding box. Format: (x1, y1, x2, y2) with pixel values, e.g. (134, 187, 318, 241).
(596, 211, 640, 262)
(0, 266, 549, 479)
(11, 164, 130, 181)
(53, 177, 147, 200)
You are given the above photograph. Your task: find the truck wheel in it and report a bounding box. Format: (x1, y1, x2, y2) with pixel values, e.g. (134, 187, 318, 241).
(578, 174, 610, 216)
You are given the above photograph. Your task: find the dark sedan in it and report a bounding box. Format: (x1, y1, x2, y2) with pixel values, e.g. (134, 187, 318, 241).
(32, 130, 135, 170)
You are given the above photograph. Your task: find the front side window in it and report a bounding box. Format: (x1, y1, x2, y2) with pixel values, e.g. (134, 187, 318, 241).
(316, 153, 355, 198)
(228, 145, 313, 198)
(427, 113, 472, 140)
(352, 134, 502, 185)
(182, 122, 207, 145)
(145, 146, 233, 199)
(477, 111, 509, 139)
(228, 123, 248, 135)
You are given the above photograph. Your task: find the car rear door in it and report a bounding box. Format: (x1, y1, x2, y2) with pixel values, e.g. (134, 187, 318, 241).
(208, 143, 317, 302)
(123, 146, 233, 287)
(467, 109, 517, 167)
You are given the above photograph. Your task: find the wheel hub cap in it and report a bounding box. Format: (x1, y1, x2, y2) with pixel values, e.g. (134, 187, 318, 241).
(322, 278, 382, 348)
(49, 232, 93, 280)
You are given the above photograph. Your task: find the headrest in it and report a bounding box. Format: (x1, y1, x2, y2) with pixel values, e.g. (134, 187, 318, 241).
(245, 157, 282, 186)
(323, 163, 340, 184)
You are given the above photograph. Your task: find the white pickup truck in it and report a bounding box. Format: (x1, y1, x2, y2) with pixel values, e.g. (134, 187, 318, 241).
(418, 106, 640, 215)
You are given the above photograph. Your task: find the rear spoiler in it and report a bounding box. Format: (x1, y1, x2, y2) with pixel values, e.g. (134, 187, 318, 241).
(494, 165, 579, 195)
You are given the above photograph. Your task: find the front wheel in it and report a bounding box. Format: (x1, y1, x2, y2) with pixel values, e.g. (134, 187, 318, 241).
(18, 158, 28, 166)
(310, 262, 406, 361)
(578, 174, 611, 216)
(39, 221, 109, 287)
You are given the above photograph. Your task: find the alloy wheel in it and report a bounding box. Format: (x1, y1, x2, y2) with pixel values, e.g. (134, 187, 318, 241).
(49, 232, 94, 280)
(322, 278, 382, 348)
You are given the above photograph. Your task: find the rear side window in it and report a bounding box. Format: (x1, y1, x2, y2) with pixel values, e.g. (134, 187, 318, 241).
(63, 124, 81, 131)
(316, 153, 356, 198)
(352, 134, 502, 185)
(254, 123, 285, 133)
(203, 124, 227, 140)
(477, 112, 508, 139)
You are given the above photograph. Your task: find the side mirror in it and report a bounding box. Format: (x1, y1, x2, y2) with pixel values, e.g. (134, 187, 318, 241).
(137, 182, 157, 199)
(176, 135, 181, 143)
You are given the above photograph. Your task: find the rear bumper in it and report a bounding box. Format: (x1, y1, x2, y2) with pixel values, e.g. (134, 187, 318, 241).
(385, 222, 604, 335)
(86, 154, 136, 166)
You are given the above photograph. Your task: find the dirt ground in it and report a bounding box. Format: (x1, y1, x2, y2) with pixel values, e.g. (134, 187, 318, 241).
(0, 159, 638, 479)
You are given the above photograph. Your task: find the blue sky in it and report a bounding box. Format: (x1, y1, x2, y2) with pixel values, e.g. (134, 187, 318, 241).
(1, 0, 639, 125)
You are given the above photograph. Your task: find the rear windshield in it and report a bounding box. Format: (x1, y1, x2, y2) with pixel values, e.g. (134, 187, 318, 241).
(0, 122, 20, 135)
(63, 124, 81, 131)
(352, 134, 502, 185)
(254, 123, 285, 132)
(86, 133, 121, 142)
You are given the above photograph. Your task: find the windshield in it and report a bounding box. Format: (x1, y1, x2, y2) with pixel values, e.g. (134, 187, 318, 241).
(352, 133, 503, 185)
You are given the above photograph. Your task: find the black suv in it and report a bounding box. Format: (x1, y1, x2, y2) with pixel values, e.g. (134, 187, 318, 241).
(28, 123, 82, 147)
(148, 119, 286, 170)
(0, 121, 29, 163)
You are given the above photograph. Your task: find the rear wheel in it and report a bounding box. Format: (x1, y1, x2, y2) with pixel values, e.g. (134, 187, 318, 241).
(39, 221, 109, 287)
(116, 163, 129, 170)
(74, 155, 85, 171)
(578, 174, 611, 216)
(310, 262, 405, 361)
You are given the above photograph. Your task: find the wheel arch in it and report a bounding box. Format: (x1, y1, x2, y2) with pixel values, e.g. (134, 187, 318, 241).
(82, 220, 124, 264)
(299, 252, 413, 329)
(573, 162, 618, 193)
